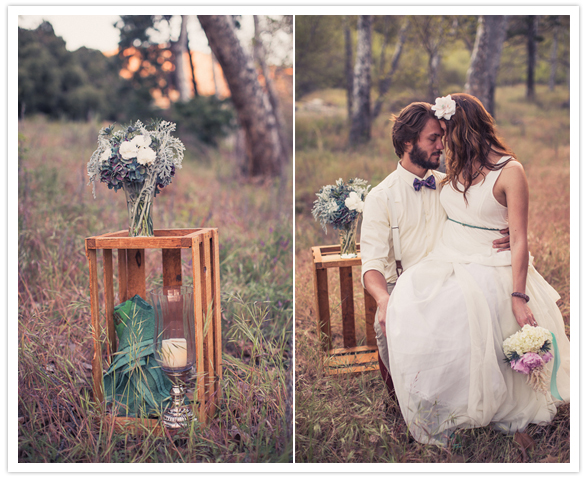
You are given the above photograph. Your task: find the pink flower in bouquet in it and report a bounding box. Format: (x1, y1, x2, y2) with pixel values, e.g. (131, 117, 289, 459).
(541, 351, 553, 364)
(511, 359, 531, 375)
(520, 352, 544, 371)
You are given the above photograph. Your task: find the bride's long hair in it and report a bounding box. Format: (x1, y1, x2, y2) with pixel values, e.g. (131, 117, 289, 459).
(441, 93, 515, 198)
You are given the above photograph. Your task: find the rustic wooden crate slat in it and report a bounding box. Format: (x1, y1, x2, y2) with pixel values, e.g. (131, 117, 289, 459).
(103, 249, 117, 359)
(211, 229, 222, 406)
(190, 234, 206, 423)
(311, 244, 379, 375)
(325, 345, 380, 375)
(313, 267, 331, 351)
(117, 249, 128, 302)
(85, 228, 222, 428)
(162, 248, 182, 287)
(339, 266, 356, 348)
(86, 228, 207, 249)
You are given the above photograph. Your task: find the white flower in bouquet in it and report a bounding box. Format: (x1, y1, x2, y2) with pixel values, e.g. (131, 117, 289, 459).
(503, 324, 552, 357)
(345, 191, 364, 213)
(119, 140, 138, 160)
(137, 146, 156, 165)
(131, 134, 151, 149)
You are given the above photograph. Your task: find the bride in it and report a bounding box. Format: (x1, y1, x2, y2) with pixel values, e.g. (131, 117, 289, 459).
(385, 93, 570, 446)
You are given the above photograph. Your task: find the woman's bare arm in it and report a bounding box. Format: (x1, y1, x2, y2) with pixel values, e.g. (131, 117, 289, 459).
(496, 160, 537, 327)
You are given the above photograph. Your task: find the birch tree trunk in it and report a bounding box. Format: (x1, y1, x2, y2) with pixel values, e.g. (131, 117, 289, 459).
(186, 18, 199, 97)
(344, 16, 353, 122)
(172, 15, 191, 102)
(349, 15, 372, 146)
(198, 15, 285, 176)
(465, 15, 508, 117)
(372, 19, 409, 120)
(549, 19, 559, 91)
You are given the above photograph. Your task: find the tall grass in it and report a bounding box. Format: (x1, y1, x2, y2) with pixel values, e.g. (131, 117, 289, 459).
(17, 116, 293, 463)
(295, 84, 571, 463)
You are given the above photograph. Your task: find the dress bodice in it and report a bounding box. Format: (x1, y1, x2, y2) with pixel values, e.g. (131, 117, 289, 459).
(429, 156, 513, 266)
(440, 156, 510, 230)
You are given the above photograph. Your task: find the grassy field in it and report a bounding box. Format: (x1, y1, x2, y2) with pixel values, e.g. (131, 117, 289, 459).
(294, 84, 571, 463)
(17, 116, 293, 463)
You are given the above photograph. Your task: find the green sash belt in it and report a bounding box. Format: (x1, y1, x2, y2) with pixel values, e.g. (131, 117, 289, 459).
(549, 332, 563, 401)
(448, 217, 501, 231)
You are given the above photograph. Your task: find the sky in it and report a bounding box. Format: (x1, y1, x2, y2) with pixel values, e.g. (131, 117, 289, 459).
(17, 14, 264, 57)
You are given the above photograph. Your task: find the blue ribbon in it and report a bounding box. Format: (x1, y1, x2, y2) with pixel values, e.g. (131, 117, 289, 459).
(549, 332, 562, 401)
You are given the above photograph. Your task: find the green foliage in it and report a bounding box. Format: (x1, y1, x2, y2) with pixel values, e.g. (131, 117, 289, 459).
(171, 96, 236, 147)
(295, 15, 571, 105)
(295, 16, 347, 97)
(499, 15, 570, 87)
(18, 22, 123, 121)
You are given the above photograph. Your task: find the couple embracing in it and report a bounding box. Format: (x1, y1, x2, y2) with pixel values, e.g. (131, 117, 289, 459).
(360, 93, 571, 446)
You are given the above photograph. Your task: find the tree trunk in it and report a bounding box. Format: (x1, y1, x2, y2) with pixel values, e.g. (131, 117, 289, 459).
(171, 15, 191, 102)
(428, 51, 441, 100)
(526, 15, 538, 101)
(186, 17, 199, 97)
(344, 16, 353, 122)
(198, 15, 284, 176)
(465, 15, 508, 117)
(372, 19, 409, 120)
(549, 19, 559, 91)
(349, 15, 372, 146)
(211, 51, 219, 98)
(253, 16, 290, 163)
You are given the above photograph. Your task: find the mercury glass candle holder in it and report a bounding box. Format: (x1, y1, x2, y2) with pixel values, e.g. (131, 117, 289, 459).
(150, 285, 196, 428)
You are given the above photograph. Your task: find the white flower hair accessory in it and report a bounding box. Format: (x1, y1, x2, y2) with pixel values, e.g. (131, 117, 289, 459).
(431, 94, 457, 120)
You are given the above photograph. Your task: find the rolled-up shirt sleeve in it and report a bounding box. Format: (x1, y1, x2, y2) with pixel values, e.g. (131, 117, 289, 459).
(360, 189, 396, 287)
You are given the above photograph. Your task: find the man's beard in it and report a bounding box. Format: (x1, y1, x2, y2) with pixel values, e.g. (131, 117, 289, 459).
(409, 143, 441, 170)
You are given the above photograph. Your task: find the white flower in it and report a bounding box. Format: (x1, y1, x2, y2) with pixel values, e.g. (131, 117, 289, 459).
(131, 134, 151, 149)
(431, 94, 456, 120)
(137, 146, 156, 165)
(503, 325, 551, 356)
(119, 140, 138, 159)
(100, 149, 111, 163)
(345, 191, 364, 213)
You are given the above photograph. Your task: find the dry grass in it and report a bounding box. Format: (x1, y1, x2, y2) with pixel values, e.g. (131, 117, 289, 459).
(17, 116, 293, 463)
(294, 84, 571, 463)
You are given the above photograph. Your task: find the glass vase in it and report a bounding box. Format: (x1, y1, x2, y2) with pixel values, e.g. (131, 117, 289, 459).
(339, 216, 359, 259)
(123, 181, 155, 237)
(150, 286, 197, 428)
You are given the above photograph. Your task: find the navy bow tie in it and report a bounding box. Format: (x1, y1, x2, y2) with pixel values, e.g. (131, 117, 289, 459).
(413, 175, 436, 191)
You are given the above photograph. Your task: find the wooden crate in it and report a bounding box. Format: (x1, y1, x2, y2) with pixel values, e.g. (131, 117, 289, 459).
(85, 228, 222, 428)
(311, 244, 379, 375)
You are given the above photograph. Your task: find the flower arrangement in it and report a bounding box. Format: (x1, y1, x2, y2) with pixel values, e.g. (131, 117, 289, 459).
(503, 324, 554, 395)
(87, 120, 185, 237)
(311, 178, 370, 258)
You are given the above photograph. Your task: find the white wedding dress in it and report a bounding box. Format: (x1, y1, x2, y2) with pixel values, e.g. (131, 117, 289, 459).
(385, 156, 571, 446)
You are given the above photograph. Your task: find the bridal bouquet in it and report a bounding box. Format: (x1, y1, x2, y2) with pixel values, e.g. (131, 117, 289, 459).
(87, 120, 185, 237)
(503, 324, 554, 395)
(311, 178, 370, 258)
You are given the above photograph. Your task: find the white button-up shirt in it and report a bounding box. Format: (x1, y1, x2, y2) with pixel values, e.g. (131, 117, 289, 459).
(360, 162, 447, 286)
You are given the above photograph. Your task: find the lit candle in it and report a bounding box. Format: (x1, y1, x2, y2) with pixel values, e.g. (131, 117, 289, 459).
(161, 338, 188, 369)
